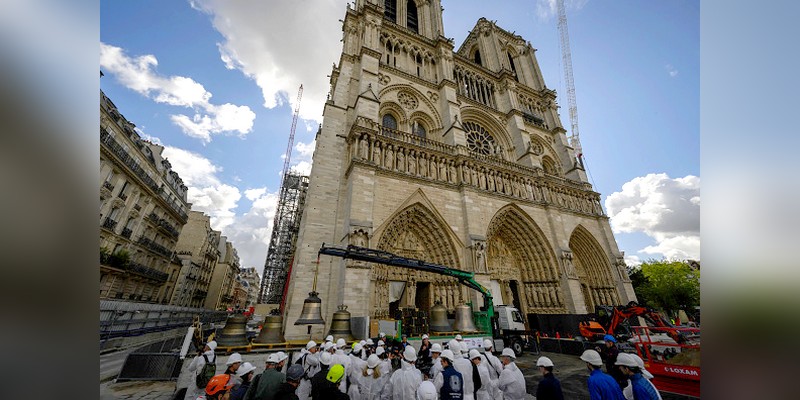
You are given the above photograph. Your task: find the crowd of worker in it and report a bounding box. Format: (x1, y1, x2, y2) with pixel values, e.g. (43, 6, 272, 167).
(185, 332, 662, 400)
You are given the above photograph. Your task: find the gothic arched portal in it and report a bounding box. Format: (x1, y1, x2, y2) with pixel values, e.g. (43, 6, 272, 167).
(373, 203, 462, 317)
(486, 205, 565, 316)
(568, 225, 622, 309)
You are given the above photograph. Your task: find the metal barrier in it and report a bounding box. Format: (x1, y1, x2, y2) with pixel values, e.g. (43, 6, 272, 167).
(100, 300, 227, 341)
(117, 353, 182, 381)
(538, 337, 592, 355)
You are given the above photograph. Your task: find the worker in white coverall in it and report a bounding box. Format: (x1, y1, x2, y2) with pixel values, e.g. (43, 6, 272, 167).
(381, 346, 422, 400)
(428, 343, 443, 380)
(296, 340, 320, 400)
(333, 339, 351, 393)
(355, 354, 390, 400)
(450, 340, 475, 400)
(497, 348, 527, 400)
(185, 340, 218, 400)
(348, 343, 368, 399)
(470, 349, 493, 400)
(480, 339, 504, 398)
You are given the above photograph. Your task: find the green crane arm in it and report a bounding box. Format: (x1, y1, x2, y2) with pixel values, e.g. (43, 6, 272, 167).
(318, 244, 494, 319)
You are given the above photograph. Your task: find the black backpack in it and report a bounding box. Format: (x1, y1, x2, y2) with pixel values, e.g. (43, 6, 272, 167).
(195, 354, 216, 388)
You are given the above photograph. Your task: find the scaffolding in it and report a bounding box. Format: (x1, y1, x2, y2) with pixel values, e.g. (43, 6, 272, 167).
(258, 172, 310, 305)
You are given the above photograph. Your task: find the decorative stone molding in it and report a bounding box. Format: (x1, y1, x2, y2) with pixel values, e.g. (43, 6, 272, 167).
(470, 239, 487, 273)
(398, 91, 419, 110)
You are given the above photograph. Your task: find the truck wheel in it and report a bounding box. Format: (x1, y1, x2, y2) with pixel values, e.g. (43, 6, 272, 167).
(511, 340, 524, 357)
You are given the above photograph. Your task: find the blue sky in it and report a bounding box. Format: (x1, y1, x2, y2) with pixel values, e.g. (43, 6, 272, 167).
(100, 0, 700, 275)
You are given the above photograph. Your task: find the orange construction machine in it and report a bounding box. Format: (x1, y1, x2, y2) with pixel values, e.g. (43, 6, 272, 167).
(578, 302, 684, 343)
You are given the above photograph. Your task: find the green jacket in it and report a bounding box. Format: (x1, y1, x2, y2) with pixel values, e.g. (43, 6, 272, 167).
(244, 368, 285, 400)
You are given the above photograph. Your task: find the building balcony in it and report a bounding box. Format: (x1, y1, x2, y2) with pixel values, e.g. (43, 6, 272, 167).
(193, 289, 207, 299)
(133, 204, 141, 211)
(102, 217, 118, 231)
(102, 181, 114, 191)
(136, 236, 173, 258)
(126, 261, 169, 283)
(118, 192, 128, 201)
(121, 227, 132, 239)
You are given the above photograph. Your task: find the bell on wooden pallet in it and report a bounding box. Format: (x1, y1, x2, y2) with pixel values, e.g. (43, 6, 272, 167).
(452, 304, 478, 332)
(216, 313, 249, 347)
(429, 301, 453, 332)
(295, 291, 325, 326)
(327, 304, 354, 341)
(253, 309, 285, 344)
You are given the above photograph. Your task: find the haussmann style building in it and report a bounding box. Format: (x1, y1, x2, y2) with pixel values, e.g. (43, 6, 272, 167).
(282, 0, 636, 340)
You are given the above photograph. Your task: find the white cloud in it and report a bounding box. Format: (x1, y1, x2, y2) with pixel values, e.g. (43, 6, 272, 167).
(665, 64, 679, 77)
(624, 254, 642, 267)
(535, 0, 589, 21)
(162, 146, 280, 271)
(189, 0, 343, 123)
(606, 173, 700, 260)
(100, 42, 256, 143)
(295, 140, 316, 159)
(289, 161, 313, 176)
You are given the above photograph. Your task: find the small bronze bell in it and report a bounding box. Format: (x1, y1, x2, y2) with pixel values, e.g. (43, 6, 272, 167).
(327, 304, 354, 341)
(253, 309, 285, 344)
(429, 301, 453, 332)
(452, 304, 478, 332)
(295, 291, 325, 325)
(215, 313, 249, 347)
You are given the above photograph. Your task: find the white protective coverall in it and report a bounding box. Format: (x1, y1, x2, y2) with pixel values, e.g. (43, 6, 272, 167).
(347, 353, 367, 399)
(333, 349, 351, 392)
(428, 357, 443, 381)
(473, 361, 493, 400)
(355, 366, 390, 400)
(184, 350, 217, 400)
(497, 361, 526, 400)
(453, 356, 475, 400)
(296, 350, 320, 400)
(481, 351, 503, 398)
(381, 360, 422, 400)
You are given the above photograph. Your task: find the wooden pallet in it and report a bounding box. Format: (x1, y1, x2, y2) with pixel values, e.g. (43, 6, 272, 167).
(216, 344, 252, 354)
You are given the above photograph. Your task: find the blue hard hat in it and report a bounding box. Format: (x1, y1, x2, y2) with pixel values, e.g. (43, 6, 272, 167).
(603, 334, 617, 343)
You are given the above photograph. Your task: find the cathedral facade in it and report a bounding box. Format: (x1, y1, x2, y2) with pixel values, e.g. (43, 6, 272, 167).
(283, 0, 635, 340)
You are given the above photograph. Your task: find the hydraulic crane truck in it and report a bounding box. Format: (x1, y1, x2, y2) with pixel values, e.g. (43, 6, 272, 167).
(318, 244, 534, 356)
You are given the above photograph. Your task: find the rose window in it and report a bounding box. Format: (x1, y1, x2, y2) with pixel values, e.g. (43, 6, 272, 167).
(464, 121, 497, 156)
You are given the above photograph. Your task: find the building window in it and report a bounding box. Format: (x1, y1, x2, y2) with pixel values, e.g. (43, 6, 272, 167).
(412, 121, 426, 138)
(507, 52, 518, 81)
(473, 49, 482, 66)
(384, 0, 397, 23)
(407, 0, 418, 33)
(382, 113, 398, 130)
(463, 121, 497, 156)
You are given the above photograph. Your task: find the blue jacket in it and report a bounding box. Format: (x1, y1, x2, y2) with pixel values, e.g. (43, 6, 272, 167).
(629, 374, 660, 400)
(230, 381, 250, 400)
(440, 365, 464, 400)
(588, 369, 625, 400)
(536, 373, 564, 400)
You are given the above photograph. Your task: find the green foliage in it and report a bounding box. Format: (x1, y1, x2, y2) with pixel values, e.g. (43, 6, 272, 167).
(109, 249, 131, 268)
(629, 259, 700, 318)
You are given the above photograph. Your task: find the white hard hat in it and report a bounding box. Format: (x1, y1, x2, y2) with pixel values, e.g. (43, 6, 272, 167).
(580, 349, 603, 366)
(274, 351, 289, 363)
(417, 380, 438, 400)
(422, 334, 429, 339)
(237, 362, 256, 377)
(440, 349, 455, 362)
(319, 351, 333, 366)
(375, 347, 386, 357)
(377, 340, 385, 347)
(469, 349, 482, 360)
(630, 354, 653, 379)
(226, 352, 243, 365)
(431, 343, 442, 353)
(501, 348, 516, 359)
(323, 342, 334, 351)
(379, 332, 386, 338)
(536, 356, 554, 367)
(403, 346, 418, 362)
(461, 345, 469, 356)
(367, 354, 381, 369)
(206, 341, 218, 351)
(336, 338, 346, 348)
(306, 340, 317, 350)
(266, 353, 279, 363)
(359, 340, 366, 346)
(455, 334, 463, 340)
(483, 339, 493, 349)
(615, 353, 638, 368)
(447, 339, 460, 352)
(326, 335, 334, 342)
(366, 339, 374, 346)
(353, 343, 363, 353)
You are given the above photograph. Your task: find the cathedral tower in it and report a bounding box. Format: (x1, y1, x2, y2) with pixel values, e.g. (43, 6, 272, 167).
(282, 0, 635, 339)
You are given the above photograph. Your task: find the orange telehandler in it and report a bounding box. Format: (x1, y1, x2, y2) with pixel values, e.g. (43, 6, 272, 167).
(578, 302, 685, 343)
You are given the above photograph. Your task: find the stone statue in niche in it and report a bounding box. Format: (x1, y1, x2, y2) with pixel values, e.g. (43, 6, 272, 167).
(360, 137, 369, 159)
(495, 173, 504, 193)
(448, 161, 457, 183)
(439, 159, 447, 182)
(408, 151, 416, 175)
(472, 241, 487, 273)
(561, 250, 578, 279)
(478, 168, 487, 190)
(429, 157, 438, 180)
(351, 229, 369, 247)
(372, 142, 381, 165)
(385, 145, 394, 170)
(397, 149, 405, 172)
(419, 154, 428, 177)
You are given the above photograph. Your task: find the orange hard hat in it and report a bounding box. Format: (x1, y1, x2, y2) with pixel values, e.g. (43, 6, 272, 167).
(206, 374, 234, 396)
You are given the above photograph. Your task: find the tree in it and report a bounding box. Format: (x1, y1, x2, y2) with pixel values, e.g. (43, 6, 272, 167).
(630, 260, 700, 319)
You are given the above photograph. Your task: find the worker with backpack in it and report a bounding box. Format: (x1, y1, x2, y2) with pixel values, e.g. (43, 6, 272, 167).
(185, 341, 219, 400)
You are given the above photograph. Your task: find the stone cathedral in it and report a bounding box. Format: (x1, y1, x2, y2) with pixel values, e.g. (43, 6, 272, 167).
(283, 0, 635, 340)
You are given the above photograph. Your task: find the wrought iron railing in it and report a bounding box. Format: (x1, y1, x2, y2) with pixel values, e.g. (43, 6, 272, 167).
(102, 217, 118, 231)
(121, 227, 132, 238)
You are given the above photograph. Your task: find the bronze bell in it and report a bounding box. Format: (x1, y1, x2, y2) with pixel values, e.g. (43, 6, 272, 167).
(429, 301, 453, 332)
(215, 313, 249, 347)
(452, 304, 478, 332)
(327, 304, 354, 341)
(253, 309, 285, 344)
(295, 291, 325, 325)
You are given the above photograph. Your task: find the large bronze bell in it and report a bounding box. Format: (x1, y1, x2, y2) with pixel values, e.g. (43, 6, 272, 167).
(327, 304, 354, 341)
(216, 313, 249, 347)
(253, 309, 285, 344)
(295, 291, 325, 325)
(429, 301, 453, 332)
(452, 304, 478, 332)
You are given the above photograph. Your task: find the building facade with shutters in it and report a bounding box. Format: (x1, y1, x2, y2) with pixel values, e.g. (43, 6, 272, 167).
(100, 90, 190, 304)
(283, 0, 635, 339)
(205, 236, 241, 310)
(171, 211, 221, 308)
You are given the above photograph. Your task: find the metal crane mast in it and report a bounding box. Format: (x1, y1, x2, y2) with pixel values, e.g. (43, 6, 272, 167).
(556, 0, 584, 167)
(259, 85, 306, 305)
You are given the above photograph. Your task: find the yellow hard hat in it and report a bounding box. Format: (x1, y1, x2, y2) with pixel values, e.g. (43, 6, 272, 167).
(326, 364, 345, 384)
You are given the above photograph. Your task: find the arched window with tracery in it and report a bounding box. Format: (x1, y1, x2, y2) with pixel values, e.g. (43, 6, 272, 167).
(463, 121, 497, 156)
(382, 113, 398, 130)
(412, 120, 426, 138)
(407, 1, 419, 33)
(507, 52, 518, 81)
(384, 0, 397, 23)
(473, 49, 482, 66)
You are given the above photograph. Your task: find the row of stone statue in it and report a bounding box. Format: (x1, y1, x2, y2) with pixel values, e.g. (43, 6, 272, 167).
(354, 133, 604, 216)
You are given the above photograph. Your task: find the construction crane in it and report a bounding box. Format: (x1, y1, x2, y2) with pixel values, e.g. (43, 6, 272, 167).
(556, 0, 584, 168)
(259, 84, 304, 306)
